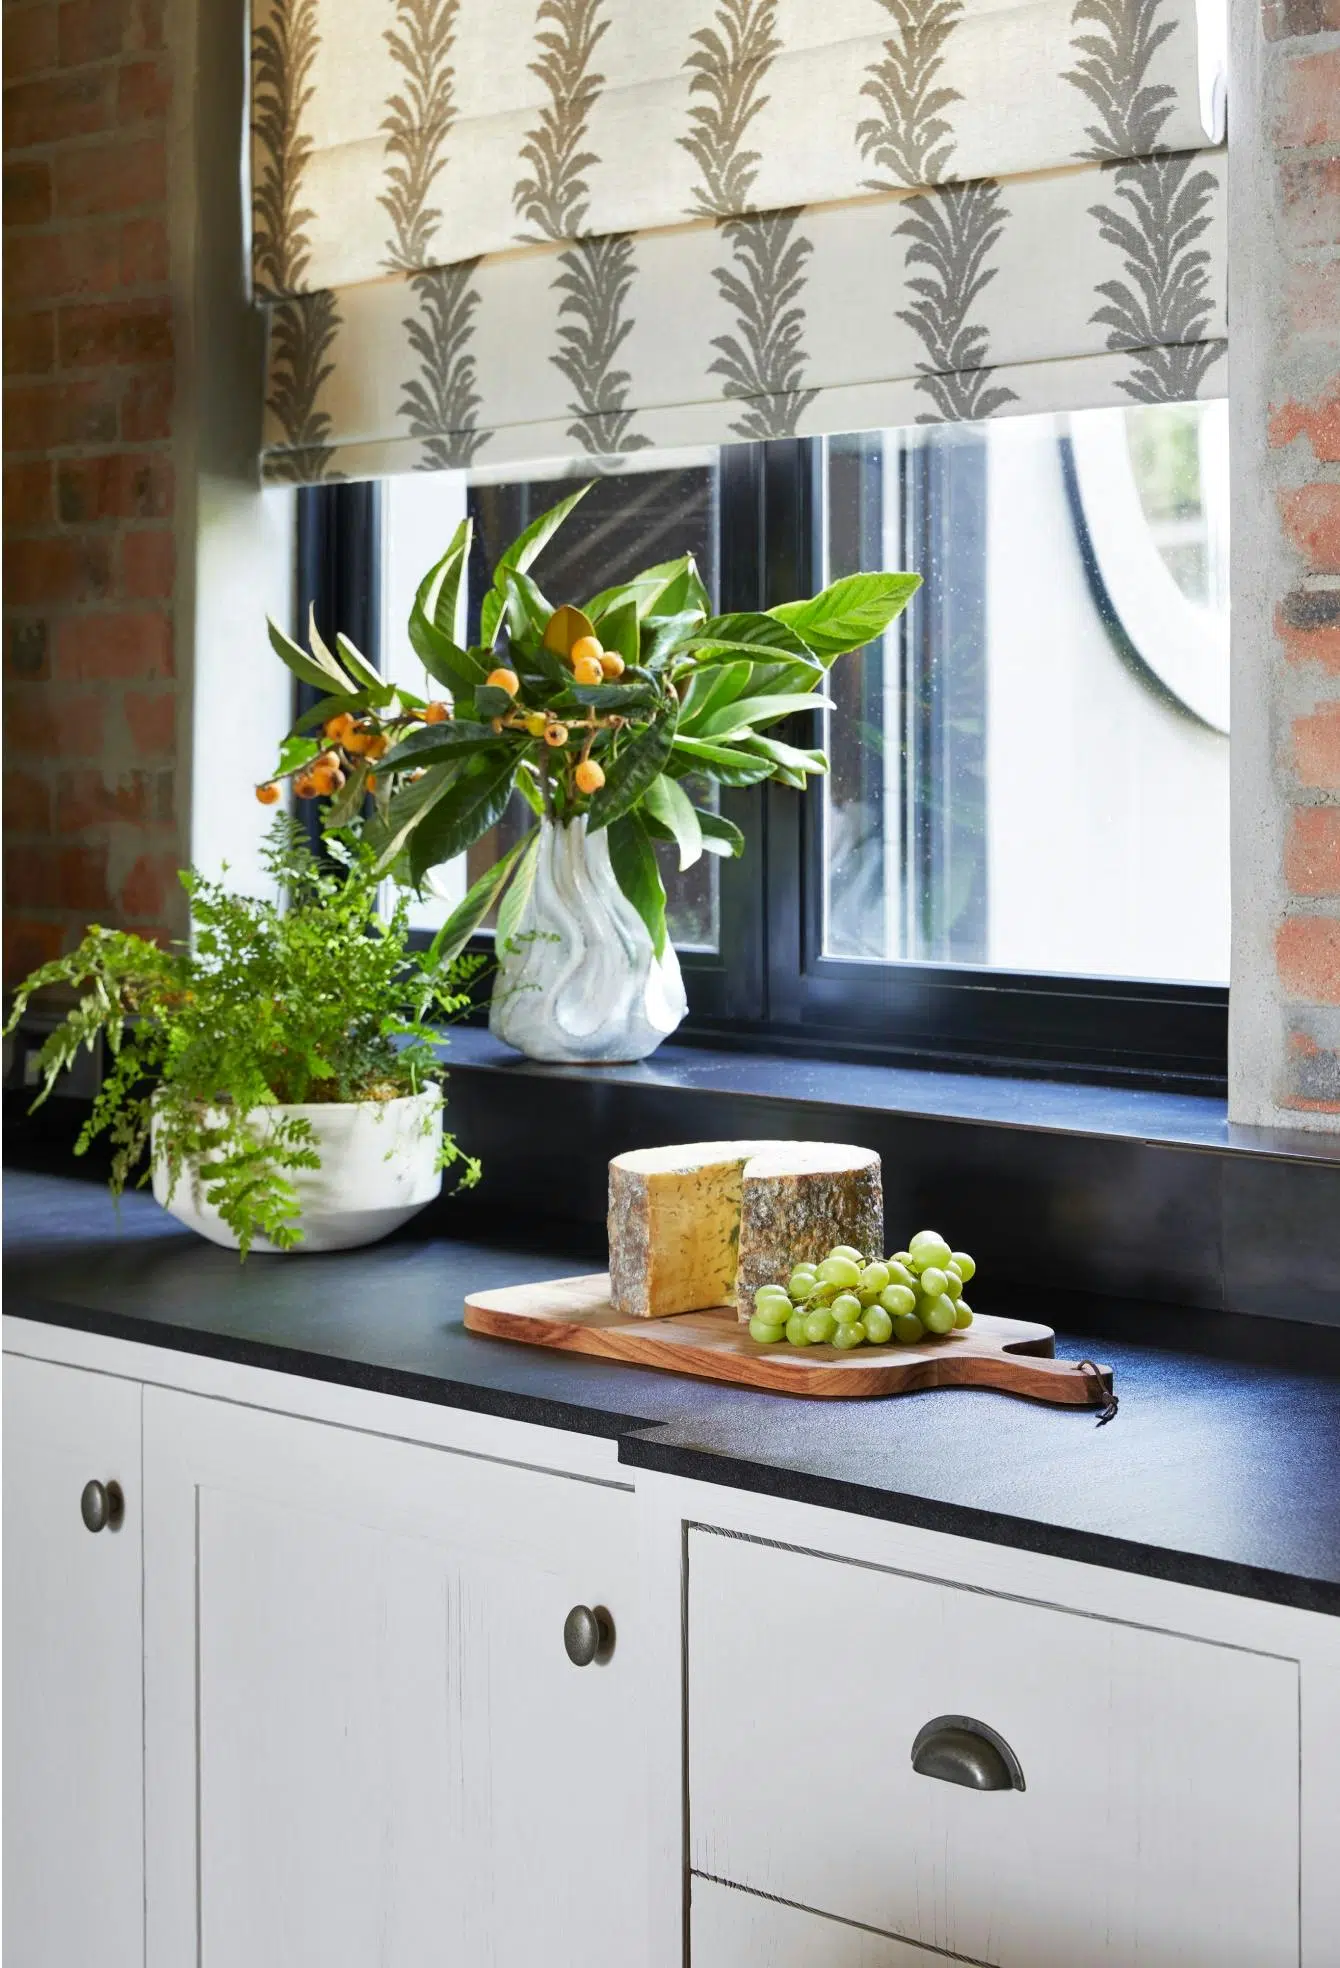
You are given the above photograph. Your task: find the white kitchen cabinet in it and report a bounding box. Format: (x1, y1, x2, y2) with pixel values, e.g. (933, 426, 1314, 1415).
(688, 1528, 1299, 1966)
(692, 1876, 942, 1965)
(688, 1535, 1298, 1968)
(2, 1354, 144, 1968)
(142, 1385, 644, 1968)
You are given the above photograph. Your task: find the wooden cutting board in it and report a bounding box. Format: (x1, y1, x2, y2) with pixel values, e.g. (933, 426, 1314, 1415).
(463, 1274, 1114, 1408)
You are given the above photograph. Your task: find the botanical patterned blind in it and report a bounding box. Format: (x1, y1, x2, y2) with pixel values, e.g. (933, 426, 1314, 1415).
(252, 0, 1227, 484)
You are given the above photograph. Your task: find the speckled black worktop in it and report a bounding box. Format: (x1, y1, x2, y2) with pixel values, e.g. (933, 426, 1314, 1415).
(6, 1170, 1340, 1618)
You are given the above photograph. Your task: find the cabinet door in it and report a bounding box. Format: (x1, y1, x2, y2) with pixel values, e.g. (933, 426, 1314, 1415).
(3, 1353, 144, 1968)
(692, 1876, 942, 1965)
(143, 1387, 644, 1968)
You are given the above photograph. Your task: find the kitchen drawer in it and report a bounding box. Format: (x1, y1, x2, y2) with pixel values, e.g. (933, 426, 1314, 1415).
(688, 1531, 1299, 1966)
(691, 1875, 937, 1965)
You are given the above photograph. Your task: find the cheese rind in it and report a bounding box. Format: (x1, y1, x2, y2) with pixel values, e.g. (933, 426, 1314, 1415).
(607, 1140, 883, 1321)
(608, 1142, 764, 1319)
(736, 1143, 883, 1319)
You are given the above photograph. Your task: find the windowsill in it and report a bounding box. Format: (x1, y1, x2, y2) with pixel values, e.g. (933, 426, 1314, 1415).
(438, 1023, 1340, 1168)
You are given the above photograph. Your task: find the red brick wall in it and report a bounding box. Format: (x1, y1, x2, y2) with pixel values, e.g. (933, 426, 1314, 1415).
(1258, 0, 1340, 1115)
(3, 0, 181, 984)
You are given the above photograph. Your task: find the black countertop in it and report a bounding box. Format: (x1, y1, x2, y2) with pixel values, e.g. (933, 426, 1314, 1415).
(5, 1170, 1340, 1618)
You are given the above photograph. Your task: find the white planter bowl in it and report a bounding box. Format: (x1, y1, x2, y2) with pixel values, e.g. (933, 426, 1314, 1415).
(151, 1090, 443, 1253)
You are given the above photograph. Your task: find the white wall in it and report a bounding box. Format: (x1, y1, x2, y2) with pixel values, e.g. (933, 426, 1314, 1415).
(984, 415, 1231, 984)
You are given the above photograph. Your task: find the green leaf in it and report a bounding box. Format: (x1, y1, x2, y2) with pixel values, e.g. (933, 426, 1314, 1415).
(607, 811, 667, 959)
(496, 829, 540, 947)
(379, 721, 500, 772)
(408, 751, 520, 884)
(268, 617, 352, 694)
(599, 597, 640, 667)
(680, 612, 817, 663)
(587, 555, 701, 623)
(408, 597, 484, 695)
(428, 832, 532, 967)
(481, 483, 592, 647)
(290, 687, 382, 734)
(696, 809, 745, 857)
(277, 734, 320, 776)
(513, 766, 545, 818)
(303, 607, 358, 691)
(656, 554, 712, 619)
(668, 735, 775, 786)
(583, 710, 677, 833)
(323, 759, 369, 827)
(741, 733, 829, 784)
(426, 517, 472, 645)
(502, 567, 552, 651)
(770, 571, 921, 659)
(641, 772, 703, 871)
(678, 659, 751, 731)
(334, 632, 384, 693)
(697, 691, 831, 740)
(474, 683, 515, 719)
(569, 680, 659, 713)
(365, 763, 459, 876)
(641, 610, 710, 670)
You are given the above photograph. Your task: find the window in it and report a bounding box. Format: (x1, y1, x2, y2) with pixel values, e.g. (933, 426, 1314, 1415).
(297, 407, 1229, 1090)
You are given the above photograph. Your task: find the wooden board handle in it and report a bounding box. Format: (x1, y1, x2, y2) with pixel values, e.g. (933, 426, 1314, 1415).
(943, 1350, 1116, 1411)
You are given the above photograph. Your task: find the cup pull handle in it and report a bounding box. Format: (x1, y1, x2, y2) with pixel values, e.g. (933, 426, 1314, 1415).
(911, 1714, 1025, 1792)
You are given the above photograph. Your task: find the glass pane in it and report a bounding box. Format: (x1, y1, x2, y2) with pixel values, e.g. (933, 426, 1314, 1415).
(822, 402, 1230, 986)
(383, 454, 721, 951)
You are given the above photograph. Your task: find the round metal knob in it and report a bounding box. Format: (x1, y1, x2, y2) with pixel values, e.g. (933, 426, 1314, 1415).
(562, 1603, 613, 1666)
(80, 1479, 124, 1534)
(911, 1715, 1025, 1792)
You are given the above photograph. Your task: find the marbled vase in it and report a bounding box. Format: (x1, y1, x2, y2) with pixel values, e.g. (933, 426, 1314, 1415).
(488, 817, 687, 1063)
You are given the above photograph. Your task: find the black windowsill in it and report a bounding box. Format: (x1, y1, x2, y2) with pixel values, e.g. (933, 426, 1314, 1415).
(435, 1024, 1340, 1168)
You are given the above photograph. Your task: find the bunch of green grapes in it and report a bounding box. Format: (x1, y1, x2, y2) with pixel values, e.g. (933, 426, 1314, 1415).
(748, 1230, 977, 1350)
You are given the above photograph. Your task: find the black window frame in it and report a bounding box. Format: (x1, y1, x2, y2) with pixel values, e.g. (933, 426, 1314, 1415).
(296, 437, 1228, 1094)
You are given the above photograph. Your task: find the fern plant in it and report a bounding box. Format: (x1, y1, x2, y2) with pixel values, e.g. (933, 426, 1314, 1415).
(5, 822, 482, 1255)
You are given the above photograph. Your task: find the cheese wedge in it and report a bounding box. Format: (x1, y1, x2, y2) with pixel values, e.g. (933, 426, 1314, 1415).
(607, 1140, 883, 1320)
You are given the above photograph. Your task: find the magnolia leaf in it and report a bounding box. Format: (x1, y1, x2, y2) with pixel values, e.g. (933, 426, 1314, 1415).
(425, 517, 471, 645)
(379, 721, 499, 772)
(268, 617, 351, 694)
(408, 597, 484, 695)
(583, 710, 677, 833)
(668, 734, 775, 786)
(334, 632, 384, 694)
(324, 759, 369, 827)
(696, 809, 745, 857)
(587, 555, 702, 623)
(503, 567, 553, 651)
(569, 679, 658, 713)
(474, 682, 515, 719)
(607, 810, 667, 959)
(481, 484, 592, 647)
(428, 832, 532, 967)
(541, 602, 596, 656)
(770, 571, 921, 659)
(595, 597, 640, 668)
(697, 691, 831, 741)
(496, 829, 540, 947)
(365, 763, 459, 876)
(408, 752, 520, 884)
(291, 687, 381, 734)
(304, 607, 358, 691)
(642, 772, 703, 871)
(276, 734, 320, 777)
(682, 612, 816, 663)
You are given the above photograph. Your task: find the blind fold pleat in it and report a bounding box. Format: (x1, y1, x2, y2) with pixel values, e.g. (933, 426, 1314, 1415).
(251, 0, 1226, 484)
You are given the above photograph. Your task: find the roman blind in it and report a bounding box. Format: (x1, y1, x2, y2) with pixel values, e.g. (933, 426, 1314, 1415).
(251, 0, 1226, 484)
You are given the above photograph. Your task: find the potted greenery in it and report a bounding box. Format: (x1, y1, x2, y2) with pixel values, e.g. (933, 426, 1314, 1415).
(4, 824, 480, 1255)
(261, 483, 920, 1063)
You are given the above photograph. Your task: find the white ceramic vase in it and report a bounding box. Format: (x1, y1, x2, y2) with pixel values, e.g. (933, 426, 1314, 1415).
(151, 1089, 443, 1253)
(489, 816, 688, 1064)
